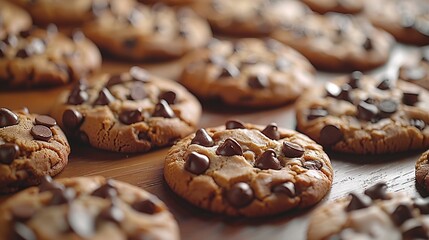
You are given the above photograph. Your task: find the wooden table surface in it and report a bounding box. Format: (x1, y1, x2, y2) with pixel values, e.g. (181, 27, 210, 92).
(0, 43, 424, 240)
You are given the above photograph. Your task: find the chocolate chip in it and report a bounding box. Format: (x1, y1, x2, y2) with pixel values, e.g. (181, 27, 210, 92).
(14, 48, 27, 58)
(62, 109, 83, 129)
(12, 222, 36, 240)
(106, 74, 124, 87)
(137, 132, 149, 141)
(191, 128, 214, 147)
(67, 87, 88, 105)
(130, 67, 150, 83)
(378, 100, 397, 117)
(19, 28, 33, 38)
(303, 160, 322, 170)
(345, 193, 371, 212)
(261, 123, 280, 140)
(364, 182, 388, 200)
(349, 71, 362, 89)
(0, 143, 19, 164)
(216, 138, 243, 156)
(357, 101, 378, 121)
(391, 204, 413, 226)
(307, 108, 328, 120)
(50, 188, 76, 205)
(403, 66, 426, 81)
(10, 203, 36, 222)
(31, 125, 52, 141)
(226, 182, 254, 208)
(158, 91, 176, 104)
(319, 125, 343, 146)
(185, 151, 210, 174)
(272, 182, 296, 197)
(326, 83, 351, 101)
(91, 180, 117, 199)
(403, 91, 419, 106)
(255, 149, 281, 170)
(28, 38, 45, 55)
(218, 64, 240, 78)
(98, 203, 124, 224)
(362, 37, 373, 50)
(94, 88, 115, 106)
(413, 198, 429, 214)
(123, 38, 137, 49)
(377, 78, 391, 90)
(35, 115, 56, 127)
(79, 131, 89, 144)
(132, 198, 160, 215)
(129, 82, 147, 101)
(72, 30, 85, 42)
(225, 120, 245, 129)
(153, 100, 175, 118)
(411, 119, 426, 131)
(39, 175, 64, 192)
(402, 221, 428, 239)
(282, 141, 305, 158)
(67, 202, 95, 238)
(119, 109, 143, 125)
(0, 108, 19, 127)
(46, 23, 58, 35)
(248, 75, 269, 89)
(3, 34, 18, 47)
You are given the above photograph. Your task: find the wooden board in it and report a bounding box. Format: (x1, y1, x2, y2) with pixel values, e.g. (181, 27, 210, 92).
(0, 44, 424, 240)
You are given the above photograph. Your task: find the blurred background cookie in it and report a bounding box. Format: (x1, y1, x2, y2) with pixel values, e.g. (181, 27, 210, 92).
(300, 0, 364, 14)
(0, 0, 32, 38)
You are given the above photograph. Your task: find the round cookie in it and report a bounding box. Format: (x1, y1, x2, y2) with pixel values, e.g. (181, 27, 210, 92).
(295, 72, 429, 154)
(0, 26, 101, 88)
(139, 0, 195, 5)
(193, 0, 309, 37)
(399, 47, 429, 90)
(10, 0, 133, 26)
(180, 38, 316, 107)
(50, 67, 202, 153)
(271, 13, 393, 71)
(0, 108, 70, 194)
(83, 2, 212, 60)
(364, 0, 429, 45)
(300, 0, 364, 14)
(164, 121, 333, 217)
(0, 176, 180, 240)
(307, 182, 429, 240)
(0, 1, 32, 39)
(416, 149, 429, 192)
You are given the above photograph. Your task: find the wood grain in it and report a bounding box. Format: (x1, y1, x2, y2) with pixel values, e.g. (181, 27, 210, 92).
(0, 45, 424, 240)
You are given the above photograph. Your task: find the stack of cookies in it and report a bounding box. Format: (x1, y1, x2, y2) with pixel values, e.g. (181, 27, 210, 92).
(2, 0, 429, 239)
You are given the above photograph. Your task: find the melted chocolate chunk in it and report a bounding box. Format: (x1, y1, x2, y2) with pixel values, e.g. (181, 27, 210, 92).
(94, 88, 115, 106)
(307, 108, 328, 120)
(216, 138, 243, 156)
(106, 74, 124, 87)
(67, 202, 95, 238)
(191, 129, 214, 147)
(225, 120, 245, 129)
(132, 198, 160, 215)
(357, 101, 378, 121)
(364, 182, 388, 200)
(377, 78, 391, 90)
(39, 175, 65, 193)
(248, 75, 269, 89)
(153, 100, 175, 118)
(119, 109, 143, 125)
(185, 151, 210, 174)
(98, 203, 124, 224)
(402, 91, 420, 106)
(282, 141, 305, 158)
(362, 37, 373, 50)
(319, 125, 343, 146)
(410, 119, 426, 131)
(158, 91, 176, 105)
(391, 204, 413, 226)
(50, 188, 76, 205)
(35, 115, 56, 127)
(346, 193, 371, 212)
(349, 71, 362, 89)
(255, 149, 281, 170)
(218, 64, 240, 78)
(303, 160, 322, 170)
(272, 182, 296, 197)
(261, 123, 280, 140)
(378, 100, 398, 116)
(15, 48, 29, 58)
(226, 182, 254, 208)
(62, 109, 83, 129)
(0, 143, 19, 164)
(91, 180, 117, 199)
(0, 108, 19, 128)
(31, 125, 52, 141)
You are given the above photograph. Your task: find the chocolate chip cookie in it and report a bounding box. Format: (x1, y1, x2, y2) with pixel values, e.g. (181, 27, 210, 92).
(0, 1, 32, 39)
(139, 0, 195, 5)
(301, 0, 364, 14)
(0, 176, 179, 240)
(0, 26, 101, 88)
(295, 72, 429, 154)
(307, 182, 429, 240)
(0, 108, 70, 194)
(193, 0, 310, 37)
(180, 38, 316, 107)
(11, 0, 133, 26)
(164, 121, 333, 217)
(416, 150, 429, 193)
(272, 13, 393, 71)
(50, 67, 201, 153)
(399, 47, 429, 90)
(364, 0, 429, 45)
(83, 2, 212, 60)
